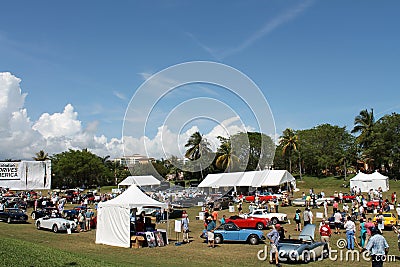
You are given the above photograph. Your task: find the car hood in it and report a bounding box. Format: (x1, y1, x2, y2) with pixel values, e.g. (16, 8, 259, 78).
(279, 243, 303, 252)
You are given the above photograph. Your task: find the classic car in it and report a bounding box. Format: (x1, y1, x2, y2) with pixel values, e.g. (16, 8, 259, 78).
(366, 200, 380, 211)
(225, 215, 270, 230)
(341, 193, 356, 202)
(207, 196, 231, 210)
(35, 214, 77, 233)
(0, 208, 28, 223)
(31, 207, 58, 220)
(244, 193, 278, 202)
(241, 209, 287, 225)
(213, 222, 265, 245)
(372, 212, 398, 228)
(292, 197, 333, 207)
(278, 224, 329, 263)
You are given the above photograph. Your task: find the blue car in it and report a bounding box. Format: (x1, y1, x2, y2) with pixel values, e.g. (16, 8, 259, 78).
(213, 222, 265, 245)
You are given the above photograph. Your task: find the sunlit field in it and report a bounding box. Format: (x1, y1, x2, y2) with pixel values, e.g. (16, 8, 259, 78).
(1, 176, 399, 267)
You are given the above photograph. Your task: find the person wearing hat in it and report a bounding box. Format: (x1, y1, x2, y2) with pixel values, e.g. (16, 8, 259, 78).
(319, 218, 332, 250)
(362, 227, 389, 267)
(206, 216, 216, 248)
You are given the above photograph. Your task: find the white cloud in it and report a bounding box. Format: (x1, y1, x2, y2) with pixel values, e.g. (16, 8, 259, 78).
(0, 72, 257, 161)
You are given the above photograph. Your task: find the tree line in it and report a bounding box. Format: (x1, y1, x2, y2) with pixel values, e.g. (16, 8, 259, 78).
(4, 109, 400, 188)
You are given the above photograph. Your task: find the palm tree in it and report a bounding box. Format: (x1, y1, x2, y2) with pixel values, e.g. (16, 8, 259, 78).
(215, 137, 240, 172)
(351, 108, 375, 148)
(279, 128, 299, 173)
(33, 150, 49, 161)
(352, 109, 375, 171)
(185, 132, 211, 180)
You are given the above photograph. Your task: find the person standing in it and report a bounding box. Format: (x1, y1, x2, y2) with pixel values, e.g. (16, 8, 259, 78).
(376, 212, 385, 233)
(303, 208, 311, 226)
(334, 210, 343, 234)
(267, 225, 281, 267)
(344, 216, 356, 250)
(181, 214, 190, 243)
(323, 200, 328, 218)
(206, 216, 216, 248)
(333, 201, 339, 214)
(85, 208, 94, 231)
(319, 218, 332, 250)
(363, 227, 389, 267)
(294, 209, 302, 231)
(359, 218, 367, 248)
(212, 208, 218, 222)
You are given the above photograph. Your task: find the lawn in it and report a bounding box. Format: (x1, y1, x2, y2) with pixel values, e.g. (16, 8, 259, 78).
(1, 176, 399, 267)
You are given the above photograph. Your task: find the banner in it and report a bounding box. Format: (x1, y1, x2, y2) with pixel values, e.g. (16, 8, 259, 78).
(0, 162, 21, 180)
(0, 160, 51, 190)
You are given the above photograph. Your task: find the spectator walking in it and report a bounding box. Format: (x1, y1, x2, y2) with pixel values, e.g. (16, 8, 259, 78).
(362, 227, 389, 267)
(344, 216, 356, 250)
(182, 213, 190, 243)
(359, 218, 367, 247)
(319, 218, 332, 250)
(294, 209, 302, 231)
(334, 210, 343, 234)
(206, 216, 216, 248)
(303, 208, 311, 226)
(267, 225, 281, 267)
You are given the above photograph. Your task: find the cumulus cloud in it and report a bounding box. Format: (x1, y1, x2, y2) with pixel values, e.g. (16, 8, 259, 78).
(0, 72, 256, 161)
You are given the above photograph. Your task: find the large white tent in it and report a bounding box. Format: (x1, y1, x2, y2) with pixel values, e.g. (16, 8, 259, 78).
(95, 184, 167, 248)
(118, 175, 161, 188)
(350, 171, 389, 192)
(198, 170, 296, 190)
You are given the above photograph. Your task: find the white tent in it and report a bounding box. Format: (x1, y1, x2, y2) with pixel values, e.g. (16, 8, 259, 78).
(198, 170, 296, 190)
(95, 184, 167, 248)
(350, 171, 389, 192)
(118, 175, 161, 188)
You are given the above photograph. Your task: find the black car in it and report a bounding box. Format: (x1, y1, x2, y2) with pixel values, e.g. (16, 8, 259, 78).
(207, 196, 231, 210)
(0, 208, 28, 223)
(31, 207, 58, 220)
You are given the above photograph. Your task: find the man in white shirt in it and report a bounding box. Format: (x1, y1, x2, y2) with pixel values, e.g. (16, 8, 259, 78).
(323, 200, 328, 218)
(344, 216, 356, 250)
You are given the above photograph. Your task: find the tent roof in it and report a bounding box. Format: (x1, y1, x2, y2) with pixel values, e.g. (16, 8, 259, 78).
(118, 175, 161, 187)
(350, 171, 388, 181)
(99, 184, 167, 209)
(198, 170, 296, 188)
(370, 171, 389, 180)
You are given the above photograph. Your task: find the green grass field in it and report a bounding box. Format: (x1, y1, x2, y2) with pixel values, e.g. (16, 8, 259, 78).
(1, 176, 399, 267)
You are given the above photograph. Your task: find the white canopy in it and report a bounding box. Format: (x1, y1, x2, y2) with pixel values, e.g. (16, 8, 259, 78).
(198, 170, 296, 189)
(95, 184, 167, 248)
(350, 171, 389, 192)
(118, 175, 161, 188)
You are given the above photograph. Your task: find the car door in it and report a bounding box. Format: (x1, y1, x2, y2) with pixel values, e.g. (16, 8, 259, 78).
(224, 223, 240, 241)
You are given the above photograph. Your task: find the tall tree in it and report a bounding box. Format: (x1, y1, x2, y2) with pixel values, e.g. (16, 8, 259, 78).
(215, 137, 240, 172)
(184, 131, 212, 180)
(351, 108, 375, 171)
(33, 150, 49, 161)
(279, 128, 299, 173)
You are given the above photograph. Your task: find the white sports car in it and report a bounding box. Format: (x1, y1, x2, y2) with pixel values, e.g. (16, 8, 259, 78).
(240, 209, 288, 225)
(35, 214, 77, 233)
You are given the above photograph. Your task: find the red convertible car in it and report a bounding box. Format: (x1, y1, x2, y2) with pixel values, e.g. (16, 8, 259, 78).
(244, 194, 277, 203)
(366, 200, 380, 211)
(225, 215, 270, 230)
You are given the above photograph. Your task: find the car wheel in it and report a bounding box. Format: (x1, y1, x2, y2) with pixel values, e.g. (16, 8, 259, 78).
(248, 235, 259, 245)
(214, 234, 223, 244)
(36, 222, 41, 230)
(31, 212, 36, 220)
(256, 222, 264, 230)
(271, 217, 278, 225)
(7, 217, 11, 224)
(52, 224, 58, 233)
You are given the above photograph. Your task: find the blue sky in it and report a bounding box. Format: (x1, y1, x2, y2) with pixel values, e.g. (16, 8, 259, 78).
(0, 0, 399, 159)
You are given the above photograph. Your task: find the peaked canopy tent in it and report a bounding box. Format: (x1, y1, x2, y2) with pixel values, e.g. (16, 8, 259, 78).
(95, 184, 167, 248)
(118, 175, 161, 189)
(350, 171, 389, 192)
(198, 170, 296, 191)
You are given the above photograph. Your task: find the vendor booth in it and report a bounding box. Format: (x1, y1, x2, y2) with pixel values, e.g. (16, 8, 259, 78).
(95, 184, 167, 248)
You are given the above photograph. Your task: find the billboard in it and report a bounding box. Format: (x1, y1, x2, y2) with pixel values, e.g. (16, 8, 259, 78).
(0, 160, 51, 190)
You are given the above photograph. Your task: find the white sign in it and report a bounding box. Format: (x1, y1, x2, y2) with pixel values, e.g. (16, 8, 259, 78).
(174, 220, 182, 232)
(316, 212, 323, 219)
(0, 162, 20, 180)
